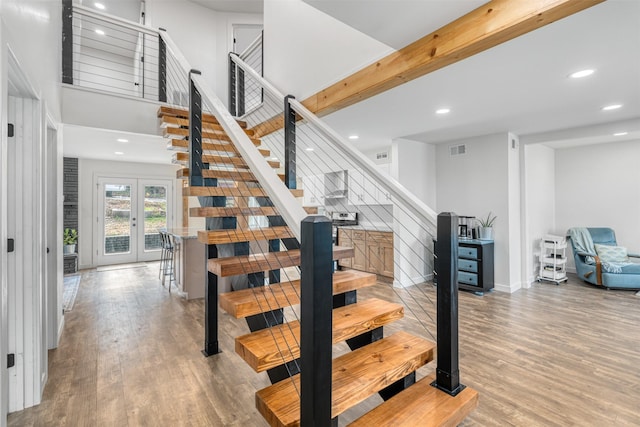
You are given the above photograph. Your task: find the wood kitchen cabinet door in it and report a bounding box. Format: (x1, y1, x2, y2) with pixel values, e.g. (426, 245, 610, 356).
(337, 228, 353, 268)
(379, 240, 394, 277)
(352, 230, 367, 271)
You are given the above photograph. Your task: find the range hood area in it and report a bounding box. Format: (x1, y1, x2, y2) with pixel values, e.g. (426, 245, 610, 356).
(324, 170, 347, 199)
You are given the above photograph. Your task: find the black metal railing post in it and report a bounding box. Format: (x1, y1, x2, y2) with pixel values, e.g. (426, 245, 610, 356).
(237, 66, 245, 117)
(432, 212, 465, 396)
(300, 215, 335, 427)
(189, 70, 203, 187)
(284, 95, 297, 189)
(62, 0, 73, 84)
(229, 54, 237, 116)
(158, 29, 167, 103)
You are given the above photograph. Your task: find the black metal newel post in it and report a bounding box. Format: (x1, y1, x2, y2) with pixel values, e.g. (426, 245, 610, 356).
(300, 216, 335, 427)
(62, 0, 73, 84)
(237, 67, 245, 117)
(189, 70, 203, 187)
(284, 95, 297, 189)
(158, 29, 167, 103)
(432, 212, 465, 396)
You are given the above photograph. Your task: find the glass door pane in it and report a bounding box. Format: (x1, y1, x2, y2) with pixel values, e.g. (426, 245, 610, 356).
(143, 185, 167, 251)
(104, 184, 132, 255)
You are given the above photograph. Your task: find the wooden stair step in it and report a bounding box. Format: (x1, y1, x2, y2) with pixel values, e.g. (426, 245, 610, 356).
(164, 126, 260, 145)
(160, 115, 255, 136)
(167, 138, 267, 156)
(190, 206, 279, 217)
(256, 331, 436, 427)
(157, 106, 247, 128)
(210, 246, 355, 278)
(348, 373, 479, 427)
(197, 226, 294, 245)
(177, 168, 285, 183)
(219, 270, 373, 318)
(173, 152, 247, 167)
(183, 186, 303, 198)
(174, 152, 280, 169)
(236, 298, 404, 373)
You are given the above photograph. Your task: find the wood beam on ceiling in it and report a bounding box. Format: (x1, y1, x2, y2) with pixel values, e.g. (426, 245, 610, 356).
(252, 0, 605, 138)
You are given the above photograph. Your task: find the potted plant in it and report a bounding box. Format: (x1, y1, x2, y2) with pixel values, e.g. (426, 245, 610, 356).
(64, 228, 78, 254)
(478, 212, 496, 240)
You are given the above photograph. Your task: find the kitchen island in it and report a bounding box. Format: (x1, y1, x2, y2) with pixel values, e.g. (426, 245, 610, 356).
(167, 228, 206, 299)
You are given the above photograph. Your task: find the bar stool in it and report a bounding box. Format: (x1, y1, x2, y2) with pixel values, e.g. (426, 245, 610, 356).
(159, 231, 175, 291)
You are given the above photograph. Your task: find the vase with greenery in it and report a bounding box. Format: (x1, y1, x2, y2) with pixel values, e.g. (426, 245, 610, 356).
(64, 228, 78, 254)
(478, 212, 496, 240)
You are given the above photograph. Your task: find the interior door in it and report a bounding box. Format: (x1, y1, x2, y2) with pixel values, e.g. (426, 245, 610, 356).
(96, 177, 173, 265)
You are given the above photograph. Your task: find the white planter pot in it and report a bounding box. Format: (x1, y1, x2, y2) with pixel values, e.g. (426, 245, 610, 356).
(478, 227, 494, 241)
(64, 244, 76, 254)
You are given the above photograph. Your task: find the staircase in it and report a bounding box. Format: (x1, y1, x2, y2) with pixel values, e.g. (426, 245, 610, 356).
(158, 104, 478, 426)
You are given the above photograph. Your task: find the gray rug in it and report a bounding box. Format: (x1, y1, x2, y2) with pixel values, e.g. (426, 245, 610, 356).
(63, 275, 81, 312)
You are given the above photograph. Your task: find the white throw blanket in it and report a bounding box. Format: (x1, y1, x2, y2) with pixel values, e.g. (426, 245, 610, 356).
(568, 228, 630, 274)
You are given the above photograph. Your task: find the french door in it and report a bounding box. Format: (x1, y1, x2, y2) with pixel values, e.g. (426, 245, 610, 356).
(95, 177, 173, 266)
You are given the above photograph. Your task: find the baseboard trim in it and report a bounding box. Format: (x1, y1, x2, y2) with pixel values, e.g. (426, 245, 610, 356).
(495, 281, 522, 293)
(393, 273, 432, 288)
(57, 316, 65, 345)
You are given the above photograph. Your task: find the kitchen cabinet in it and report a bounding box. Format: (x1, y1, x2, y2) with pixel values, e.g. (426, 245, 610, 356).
(337, 228, 393, 278)
(301, 174, 325, 207)
(347, 165, 393, 206)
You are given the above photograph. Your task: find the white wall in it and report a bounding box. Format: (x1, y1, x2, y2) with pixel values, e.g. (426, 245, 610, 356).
(555, 139, 640, 269)
(523, 143, 556, 283)
(264, 0, 392, 99)
(391, 138, 436, 208)
(436, 133, 521, 292)
(77, 158, 179, 268)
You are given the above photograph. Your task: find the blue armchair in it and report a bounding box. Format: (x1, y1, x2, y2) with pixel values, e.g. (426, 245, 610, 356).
(568, 227, 640, 289)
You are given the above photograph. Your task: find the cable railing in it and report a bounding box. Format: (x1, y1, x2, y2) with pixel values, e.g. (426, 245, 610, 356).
(63, 4, 189, 106)
(229, 31, 263, 117)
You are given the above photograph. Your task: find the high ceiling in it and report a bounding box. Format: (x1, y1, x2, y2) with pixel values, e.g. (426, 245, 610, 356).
(189, 0, 264, 14)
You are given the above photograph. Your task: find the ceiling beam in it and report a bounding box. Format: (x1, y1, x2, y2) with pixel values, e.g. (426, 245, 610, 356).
(252, 0, 604, 137)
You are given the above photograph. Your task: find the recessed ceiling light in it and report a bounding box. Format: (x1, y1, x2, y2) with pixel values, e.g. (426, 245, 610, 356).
(602, 104, 622, 111)
(117, 138, 129, 143)
(569, 69, 595, 79)
(94, 2, 105, 10)
(305, 147, 314, 151)
(436, 108, 451, 115)
(613, 132, 628, 136)
(348, 135, 359, 140)
(114, 151, 124, 155)
(95, 29, 105, 35)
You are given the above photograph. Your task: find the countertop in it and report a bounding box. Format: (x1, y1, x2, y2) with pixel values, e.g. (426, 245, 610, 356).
(166, 228, 200, 239)
(336, 225, 394, 233)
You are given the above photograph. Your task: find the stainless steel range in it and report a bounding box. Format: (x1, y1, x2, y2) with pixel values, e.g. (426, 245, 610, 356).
(330, 211, 358, 245)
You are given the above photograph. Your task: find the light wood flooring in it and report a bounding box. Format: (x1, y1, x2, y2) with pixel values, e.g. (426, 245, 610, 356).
(8, 264, 640, 426)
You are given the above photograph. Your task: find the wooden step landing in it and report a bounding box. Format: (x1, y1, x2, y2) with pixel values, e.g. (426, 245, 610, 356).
(236, 298, 404, 373)
(167, 138, 268, 156)
(174, 152, 280, 169)
(183, 186, 303, 198)
(197, 226, 294, 245)
(157, 106, 247, 128)
(256, 331, 436, 427)
(348, 373, 479, 427)
(164, 127, 260, 145)
(210, 246, 355, 277)
(219, 270, 373, 318)
(160, 115, 255, 136)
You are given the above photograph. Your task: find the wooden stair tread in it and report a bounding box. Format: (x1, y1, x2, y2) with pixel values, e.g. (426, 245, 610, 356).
(183, 186, 303, 198)
(157, 106, 247, 128)
(160, 115, 255, 136)
(177, 168, 285, 183)
(348, 373, 478, 427)
(236, 298, 404, 372)
(190, 206, 279, 217)
(210, 246, 355, 277)
(219, 269, 373, 318)
(174, 152, 280, 169)
(197, 226, 294, 245)
(164, 127, 259, 144)
(255, 331, 436, 427)
(168, 138, 268, 156)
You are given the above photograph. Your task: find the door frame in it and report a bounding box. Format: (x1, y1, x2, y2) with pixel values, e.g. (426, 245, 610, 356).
(93, 173, 174, 266)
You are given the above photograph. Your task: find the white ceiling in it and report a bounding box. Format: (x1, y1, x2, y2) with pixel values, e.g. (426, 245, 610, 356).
(188, 0, 264, 14)
(315, 0, 640, 150)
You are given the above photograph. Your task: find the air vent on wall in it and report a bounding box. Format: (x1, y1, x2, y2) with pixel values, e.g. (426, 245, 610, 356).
(450, 144, 466, 156)
(376, 151, 389, 160)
